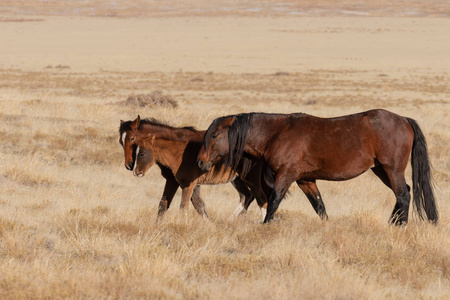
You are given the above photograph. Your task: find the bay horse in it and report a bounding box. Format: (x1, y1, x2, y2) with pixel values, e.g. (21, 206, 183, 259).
(197, 109, 438, 225)
(119, 116, 268, 220)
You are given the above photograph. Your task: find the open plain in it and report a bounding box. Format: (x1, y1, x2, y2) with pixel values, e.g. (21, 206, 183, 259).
(0, 1, 449, 299)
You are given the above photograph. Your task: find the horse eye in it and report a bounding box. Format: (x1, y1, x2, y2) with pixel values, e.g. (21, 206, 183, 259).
(211, 133, 218, 138)
(139, 153, 144, 157)
(130, 137, 135, 142)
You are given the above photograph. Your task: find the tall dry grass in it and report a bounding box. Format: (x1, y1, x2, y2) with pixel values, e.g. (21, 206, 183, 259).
(0, 67, 448, 299)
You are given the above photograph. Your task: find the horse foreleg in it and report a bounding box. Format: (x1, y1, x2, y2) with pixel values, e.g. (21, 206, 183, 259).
(180, 184, 194, 209)
(263, 175, 292, 223)
(297, 180, 328, 220)
(157, 179, 179, 220)
(259, 202, 268, 222)
(190, 185, 209, 220)
(180, 182, 197, 215)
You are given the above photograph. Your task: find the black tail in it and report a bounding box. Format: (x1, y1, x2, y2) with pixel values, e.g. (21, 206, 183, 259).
(407, 118, 438, 223)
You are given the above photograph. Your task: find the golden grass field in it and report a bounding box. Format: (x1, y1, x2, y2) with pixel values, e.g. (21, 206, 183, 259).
(0, 1, 449, 299)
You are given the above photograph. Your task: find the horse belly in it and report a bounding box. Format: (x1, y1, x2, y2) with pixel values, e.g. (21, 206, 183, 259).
(302, 150, 375, 181)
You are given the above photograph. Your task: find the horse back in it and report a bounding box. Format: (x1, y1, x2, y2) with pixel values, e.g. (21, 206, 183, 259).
(265, 109, 413, 180)
(286, 109, 411, 152)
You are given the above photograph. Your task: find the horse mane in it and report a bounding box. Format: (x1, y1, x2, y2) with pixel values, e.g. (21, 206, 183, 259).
(119, 120, 133, 134)
(141, 118, 198, 132)
(228, 113, 254, 175)
(119, 118, 198, 134)
(205, 113, 254, 176)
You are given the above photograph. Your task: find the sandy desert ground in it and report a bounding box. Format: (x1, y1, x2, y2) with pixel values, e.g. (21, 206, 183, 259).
(0, 1, 449, 299)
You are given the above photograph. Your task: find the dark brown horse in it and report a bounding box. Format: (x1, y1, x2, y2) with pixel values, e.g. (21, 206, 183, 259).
(119, 116, 268, 220)
(197, 109, 438, 225)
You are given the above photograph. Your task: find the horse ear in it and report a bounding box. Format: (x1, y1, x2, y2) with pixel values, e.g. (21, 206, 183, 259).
(131, 115, 141, 131)
(143, 135, 155, 147)
(223, 116, 236, 127)
(120, 120, 124, 125)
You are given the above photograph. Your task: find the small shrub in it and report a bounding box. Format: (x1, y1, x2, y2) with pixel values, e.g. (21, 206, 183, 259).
(122, 91, 178, 108)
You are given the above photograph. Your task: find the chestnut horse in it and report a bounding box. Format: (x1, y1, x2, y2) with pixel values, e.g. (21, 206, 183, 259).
(119, 116, 268, 220)
(197, 109, 438, 225)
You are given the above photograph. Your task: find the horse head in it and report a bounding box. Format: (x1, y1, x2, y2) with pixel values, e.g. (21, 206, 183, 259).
(132, 134, 157, 177)
(119, 115, 141, 171)
(197, 115, 237, 171)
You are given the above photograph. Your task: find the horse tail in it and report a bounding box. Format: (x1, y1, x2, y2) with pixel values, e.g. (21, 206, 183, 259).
(407, 118, 438, 223)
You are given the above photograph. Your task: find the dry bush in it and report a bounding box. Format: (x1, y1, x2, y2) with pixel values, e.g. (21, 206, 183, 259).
(120, 91, 178, 109)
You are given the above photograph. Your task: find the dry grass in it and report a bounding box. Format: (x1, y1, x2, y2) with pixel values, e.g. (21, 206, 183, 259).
(0, 66, 448, 299)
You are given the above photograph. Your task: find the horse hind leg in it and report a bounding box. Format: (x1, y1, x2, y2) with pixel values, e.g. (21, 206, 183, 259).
(390, 181, 411, 225)
(372, 165, 411, 225)
(297, 180, 328, 220)
(371, 164, 392, 188)
(372, 164, 412, 193)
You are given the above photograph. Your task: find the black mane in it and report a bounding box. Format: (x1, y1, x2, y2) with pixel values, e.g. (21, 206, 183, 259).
(205, 113, 254, 176)
(119, 117, 197, 134)
(227, 113, 254, 172)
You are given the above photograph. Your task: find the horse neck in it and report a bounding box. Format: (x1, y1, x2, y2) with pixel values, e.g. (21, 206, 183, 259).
(245, 114, 288, 157)
(150, 139, 183, 169)
(141, 124, 203, 168)
(140, 123, 203, 142)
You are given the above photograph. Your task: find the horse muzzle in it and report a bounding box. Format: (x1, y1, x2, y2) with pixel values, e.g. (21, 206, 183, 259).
(125, 161, 134, 171)
(197, 159, 212, 171)
(133, 170, 144, 177)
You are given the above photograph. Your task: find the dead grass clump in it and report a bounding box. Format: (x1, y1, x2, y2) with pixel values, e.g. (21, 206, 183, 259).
(91, 206, 110, 215)
(159, 221, 210, 251)
(83, 127, 101, 138)
(26, 199, 53, 211)
(121, 91, 178, 108)
(191, 77, 204, 82)
(235, 221, 282, 250)
(274, 71, 290, 76)
(0, 217, 21, 237)
(3, 166, 54, 187)
(55, 65, 70, 70)
(193, 255, 272, 279)
(58, 212, 141, 240)
(23, 99, 42, 106)
(80, 147, 118, 166)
